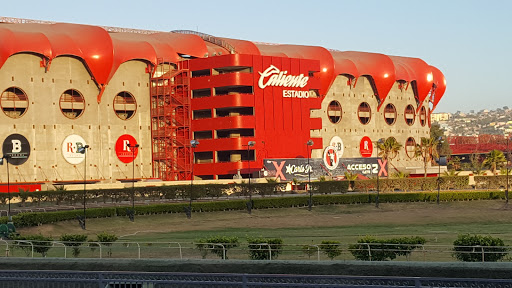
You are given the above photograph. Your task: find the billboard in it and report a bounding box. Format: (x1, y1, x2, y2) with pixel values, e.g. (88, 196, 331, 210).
(263, 157, 388, 181)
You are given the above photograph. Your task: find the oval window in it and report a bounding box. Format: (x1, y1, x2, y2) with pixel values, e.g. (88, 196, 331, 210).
(358, 102, 371, 125)
(404, 104, 415, 126)
(384, 103, 396, 125)
(420, 106, 427, 127)
(327, 100, 342, 123)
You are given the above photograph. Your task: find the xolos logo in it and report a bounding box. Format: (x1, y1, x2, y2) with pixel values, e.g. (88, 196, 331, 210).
(323, 146, 339, 170)
(258, 65, 309, 89)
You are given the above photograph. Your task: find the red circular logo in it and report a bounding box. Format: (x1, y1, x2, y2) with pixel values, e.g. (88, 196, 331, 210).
(359, 136, 373, 158)
(115, 134, 138, 163)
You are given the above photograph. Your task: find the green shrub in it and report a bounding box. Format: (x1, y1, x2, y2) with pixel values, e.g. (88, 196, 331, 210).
(452, 234, 508, 262)
(11, 234, 53, 257)
(320, 240, 342, 260)
(353, 177, 470, 193)
(96, 232, 118, 257)
(59, 234, 88, 257)
(8, 207, 117, 227)
(247, 237, 283, 260)
(195, 235, 239, 259)
(311, 181, 349, 194)
(302, 244, 317, 260)
(349, 236, 426, 261)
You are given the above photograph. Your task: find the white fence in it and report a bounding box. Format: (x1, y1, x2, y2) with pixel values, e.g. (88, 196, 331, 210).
(1, 240, 510, 262)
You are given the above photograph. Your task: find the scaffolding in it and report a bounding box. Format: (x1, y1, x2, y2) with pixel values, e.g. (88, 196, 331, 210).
(150, 60, 192, 181)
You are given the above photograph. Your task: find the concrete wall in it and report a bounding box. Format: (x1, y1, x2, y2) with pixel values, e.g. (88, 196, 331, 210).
(311, 75, 431, 171)
(0, 54, 152, 185)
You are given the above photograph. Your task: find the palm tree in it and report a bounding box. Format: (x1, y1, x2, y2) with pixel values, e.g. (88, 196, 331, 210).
(469, 153, 485, 175)
(344, 171, 358, 191)
(390, 171, 409, 178)
(443, 170, 460, 176)
(414, 137, 440, 177)
(377, 137, 403, 173)
(448, 156, 462, 171)
(483, 149, 507, 175)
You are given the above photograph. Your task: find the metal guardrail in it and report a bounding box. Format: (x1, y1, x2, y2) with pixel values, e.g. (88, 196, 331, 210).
(0, 270, 511, 287)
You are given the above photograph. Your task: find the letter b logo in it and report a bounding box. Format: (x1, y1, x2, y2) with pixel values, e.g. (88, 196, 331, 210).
(2, 134, 31, 165)
(11, 140, 21, 153)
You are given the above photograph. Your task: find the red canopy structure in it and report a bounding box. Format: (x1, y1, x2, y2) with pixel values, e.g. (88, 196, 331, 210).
(0, 19, 446, 110)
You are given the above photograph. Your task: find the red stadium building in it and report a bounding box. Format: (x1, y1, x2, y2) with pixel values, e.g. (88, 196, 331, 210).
(0, 17, 446, 190)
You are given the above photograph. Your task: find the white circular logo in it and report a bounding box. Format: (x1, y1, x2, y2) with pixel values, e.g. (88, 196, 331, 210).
(323, 145, 339, 170)
(329, 136, 344, 158)
(62, 135, 87, 165)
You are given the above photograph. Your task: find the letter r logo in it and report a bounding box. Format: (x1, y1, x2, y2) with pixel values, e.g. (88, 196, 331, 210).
(123, 140, 130, 151)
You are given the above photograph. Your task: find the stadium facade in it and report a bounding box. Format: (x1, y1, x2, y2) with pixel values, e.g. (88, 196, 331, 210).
(0, 17, 446, 191)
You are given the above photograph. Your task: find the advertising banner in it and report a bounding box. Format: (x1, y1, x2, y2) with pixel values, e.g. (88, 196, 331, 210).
(263, 157, 387, 181)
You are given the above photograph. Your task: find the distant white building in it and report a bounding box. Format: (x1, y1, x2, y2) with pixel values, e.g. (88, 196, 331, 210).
(431, 112, 451, 122)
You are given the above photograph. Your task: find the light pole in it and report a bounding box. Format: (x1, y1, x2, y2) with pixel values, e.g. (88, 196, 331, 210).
(126, 143, 139, 222)
(307, 140, 314, 211)
(77, 145, 89, 229)
(507, 137, 510, 204)
(376, 138, 384, 208)
(187, 140, 199, 219)
(0, 155, 10, 222)
(436, 155, 447, 205)
(436, 137, 445, 205)
(438, 157, 441, 204)
(437, 137, 442, 205)
(246, 140, 256, 214)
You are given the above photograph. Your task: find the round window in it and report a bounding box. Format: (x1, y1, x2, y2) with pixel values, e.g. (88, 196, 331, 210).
(357, 102, 371, 125)
(327, 100, 342, 123)
(114, 91, 137, 120)
(60, 89, 85, 119)
(1, 87, 28, 119)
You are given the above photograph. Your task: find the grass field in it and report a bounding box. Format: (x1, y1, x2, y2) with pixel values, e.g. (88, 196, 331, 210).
(17, 199, 512, 247)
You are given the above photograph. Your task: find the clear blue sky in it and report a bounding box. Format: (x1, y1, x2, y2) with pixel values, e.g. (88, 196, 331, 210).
(4, 0, 511, 113)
